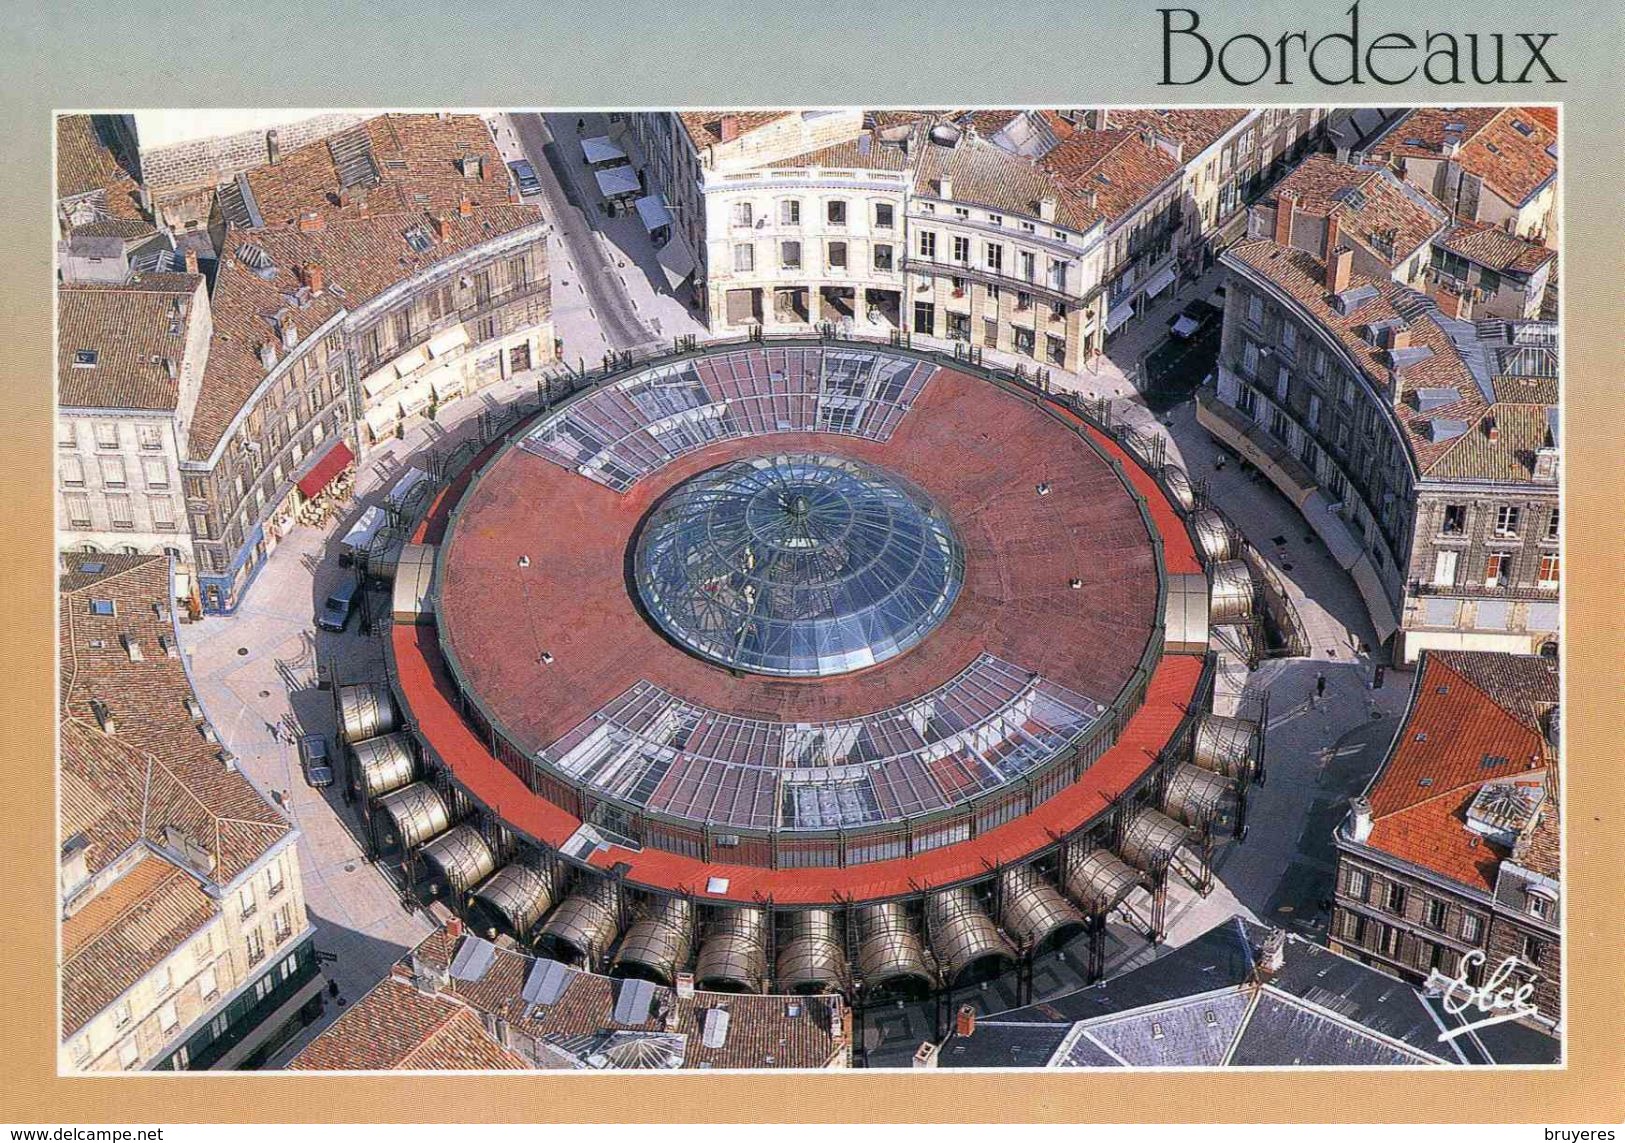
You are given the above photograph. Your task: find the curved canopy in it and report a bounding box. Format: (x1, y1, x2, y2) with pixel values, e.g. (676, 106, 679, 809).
(634, 454, 964, 677)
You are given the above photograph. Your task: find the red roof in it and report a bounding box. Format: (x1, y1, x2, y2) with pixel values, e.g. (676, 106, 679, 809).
(296, 440, 354, 499)
(1364, 652, 1557, 891)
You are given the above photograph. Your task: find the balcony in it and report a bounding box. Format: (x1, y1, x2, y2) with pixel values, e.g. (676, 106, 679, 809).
(902, 257, 1076, 309)
(1410, 579, 1558, 603)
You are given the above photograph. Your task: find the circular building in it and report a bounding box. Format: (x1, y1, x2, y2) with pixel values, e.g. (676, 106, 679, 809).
(385, 343, 1216, 991)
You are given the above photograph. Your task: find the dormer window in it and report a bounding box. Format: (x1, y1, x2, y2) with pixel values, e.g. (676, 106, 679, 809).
(72, 350, 98, 368)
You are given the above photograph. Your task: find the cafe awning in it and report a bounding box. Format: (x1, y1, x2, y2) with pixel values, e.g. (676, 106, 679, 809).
(393, 347, 429, 378)
(363, 403, 398, 438)
(580, 136, 627, 165)
(635, 194, 673, 233)
(656, 233, 697, 288)
(427, 325, 470, 359)
(425, 365, 464, 402)
(1301, 489, 1364, 570)
(399, 378, 434, 415)
(1350, 555, 1401, 644)
(1143, 263, 1178, 299)
(362, 372, 397, 400)
(1105, 300, 1135, 334)
(594, 165, 641, 199)
(295, 441, 354, 500)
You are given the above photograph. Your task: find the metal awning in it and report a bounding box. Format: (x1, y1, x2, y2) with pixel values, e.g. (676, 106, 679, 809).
(594, 165, 641, 199)
(295, 441, 354, 500)
(393, 347, 429, 378)
(580, 135, 627, 165)
(1301, 489, 1365, 570)
(427, 325, 470, 359)
(1350, 555, 1401, 644)
(391, 542, 437, 623)
(1105, 300, 1135, 333)
(656, 233, 697, 288)
(341, 504, 386, 551)
(1143, 263, 1178, 299)
(635, 194, 673, 233)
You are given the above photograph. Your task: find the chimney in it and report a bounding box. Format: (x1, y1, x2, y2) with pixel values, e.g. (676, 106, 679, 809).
(458, 197, 474, 217)
(1349, 796, 1374, 843)
(280, 319, 298, 349)
(1037, 194, 1057, 222)
(912, 1041, 941, 1069)
(183, 247, 199, 275)
(1326, 245, 1353, 296)
(1323, 211, 1342, 262)
(445, 917, 464, 942)
(955, 1004, 976, 1038)
(1390, 325, 1411, 351)
(91, 699, 116, 735)
(258, 341, 278, 371)
(60, 833, 92, 903)
(719, 114, 740, 143)
(266, 129, 280, 166)
(1486, 417, 1499, 442)
(938, 175, 953, 200)
(1274, 193, 1296, 246)
(302, 262, 325, 294)
(1442, 129, 1463, 158)
(431, 214, 452, 242)
(297, 212, 324, 233)
(1257, 928, 1287, 975)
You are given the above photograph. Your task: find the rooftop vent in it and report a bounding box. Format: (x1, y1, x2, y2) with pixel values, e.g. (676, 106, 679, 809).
(72, 349, 98, 368)
(90, 698, 115, 735)
(120, 634, 143, 662)
(1414, 387, 1460, 413)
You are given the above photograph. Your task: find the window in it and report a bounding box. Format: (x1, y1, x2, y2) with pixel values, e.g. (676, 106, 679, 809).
(153, 963, 173, 996)
(1378, 924, 1402, 957)
(1270, 407, 1291, 441)
(113, 999, 132, 1028)
(1347, 868, 1371, 902)
(1538, 552, 1560, 586)
(158, 1000, 179, 1032)
(238, 884, 256, 920)
(118, 1040, 139, 1069)
(1237, 385, 1258, 418)
(143, 458, 169, 489)
(1247, 293, 1264, 326)
(1546, 507, 1559, 540)
(137, 424, 163, 451)
(190, 512, 211, 541)
(1522, 935, 1546, 966)
(59, 421, 77, 448)
(732, 201, 753, 227)
(1385, 881, 1407, 914)
(95, 422, 120, 450)
(1013, 327, 1035, 357)
(245, 927, 266, 966)
(100, 456, 127, 487)
(873, 244, 894, 272)
(982, 317, 998, 348)
(1495, 505, 1521, 536)
(475, 315, 499, 343)
(732, 243, 755, 273)
(1050, 302, 1067, 322)
(391, 309, 412, 345)
(1275, 365, 1290, 402)
(60, 455, 86, 487)
(984, 243, 1003, 273)
(1461, 913, 1483, 943)
(265, 861, 284, 896)
(1442, 504, 1467, 535)
(951, 235, 970, 264)
(827, 241, 848, 270)
(1432, 549, 1459, 588)
(1527, 893, 1551, 920)
(779, 240, 802, 270)
(252, 971, 276, 1003)
(1307, 393, 1322, 430)
(918, 230, 937, 258)
(1424, 899, 1447, 930)
(70, 1038, 91, 1067)
(1281, 324, 1297, 353)
(1242, 341, 1260, 378)
(197, 965, 219, 1001)
(874, 202, 894, 229)
(1485, 551, 1511, 588)
(779, 199, 800, 226)
(273, 904, 293, 941)
(107, 494, 134, 530)
(913, 301, 935, 335)
(826, 199, 847, 225)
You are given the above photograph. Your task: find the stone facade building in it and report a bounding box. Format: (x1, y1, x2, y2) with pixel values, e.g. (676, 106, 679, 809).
(1203, 235, 1558, 661)
(1428, 223, 1556, 321)
(57, 273, 212, 602)
(1330, 651, 1560, 1029)
(59, 555, 323, 1070)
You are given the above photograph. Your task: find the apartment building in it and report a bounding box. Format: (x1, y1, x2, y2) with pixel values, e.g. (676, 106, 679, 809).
(59, 555, 323, 1071)
(1428, 223, 1556, 321)
(1364, 107, 1558, 245)
(1330, 651, 1560, 1027)
(57, 273, 212, 603)
(1204, 235, 1558, 661)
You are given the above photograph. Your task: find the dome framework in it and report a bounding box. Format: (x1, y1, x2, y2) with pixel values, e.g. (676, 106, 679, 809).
(633, 454, 965, 678)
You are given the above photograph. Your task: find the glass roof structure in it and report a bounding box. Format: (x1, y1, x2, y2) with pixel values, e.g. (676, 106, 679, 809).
(633, 454, 964, 678)
(518, 348, 936, 492)
(538, 653, 1106, 831)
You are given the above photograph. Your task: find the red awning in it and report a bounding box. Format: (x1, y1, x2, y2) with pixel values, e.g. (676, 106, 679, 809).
(296, 441, 354, 499)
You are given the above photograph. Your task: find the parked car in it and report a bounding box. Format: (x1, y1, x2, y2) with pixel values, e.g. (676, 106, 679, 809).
(317, 578, 360, 632)
(1170, 299, 1224, 340)
(508, 159, 542, 197)
(298, 734, 334, 788)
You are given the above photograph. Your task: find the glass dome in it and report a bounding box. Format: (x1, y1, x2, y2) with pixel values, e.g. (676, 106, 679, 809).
(633, 455, 965, 677)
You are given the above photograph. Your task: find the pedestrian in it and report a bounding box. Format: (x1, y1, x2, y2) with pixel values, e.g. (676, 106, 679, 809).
(1314, 671, 1327, 707)
(1214, 454, 1226, 472)
(266, 721, 280, 742)
(576, 117, 585, 134)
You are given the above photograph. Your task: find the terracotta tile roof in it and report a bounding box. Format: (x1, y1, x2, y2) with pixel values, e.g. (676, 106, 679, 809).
(287, 976, 528, 1070)
(677, 111, 798, 148)
(1370, 107, 1557, 209)
(237, 114, 516, 231)
(186, 113, 543, 457)
(1039, 130, 1180, 228)
(1425, 401, 1554, 482)
(1363, 652, 1557, 891)
(760, 132, 912, 172)
(291, 925, 844, 1070)
(1101, 108, 1248, 158)
(69, 217, 160, 241)
(1435, 222, 1556, 275)
(57, 274, 204, 411)
(1514, 768, 1561, 881)
(61, 855, 217, 1037)
(55, 115, 145, 220)
(59, 555, 291, 884)
(911, 133, 1098, 231)
(1268, 155, 1449, 267)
